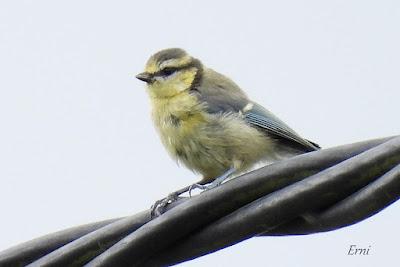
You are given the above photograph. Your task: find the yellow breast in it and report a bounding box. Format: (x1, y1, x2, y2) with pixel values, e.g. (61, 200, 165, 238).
(150, 92, 206, 160)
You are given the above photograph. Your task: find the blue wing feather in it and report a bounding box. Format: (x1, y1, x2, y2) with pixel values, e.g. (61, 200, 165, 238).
(244, 103, 319, 152)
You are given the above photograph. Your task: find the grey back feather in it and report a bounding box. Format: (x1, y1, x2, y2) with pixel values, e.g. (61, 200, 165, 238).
(195, 68, 320, 153)
(195, 68, 249, 113)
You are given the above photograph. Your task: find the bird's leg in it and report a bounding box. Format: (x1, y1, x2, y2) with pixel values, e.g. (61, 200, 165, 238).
(151, 182, 202, 217)
(151, 168, 236, 217)
(188, 167, 236, 196)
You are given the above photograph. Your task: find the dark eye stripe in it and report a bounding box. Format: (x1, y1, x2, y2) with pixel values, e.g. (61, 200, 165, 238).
(159, 67, 177, 77)
(154, 59, 200, 78)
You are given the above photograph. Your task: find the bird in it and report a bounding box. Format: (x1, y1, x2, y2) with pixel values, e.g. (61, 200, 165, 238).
(136, 48, 319, 216)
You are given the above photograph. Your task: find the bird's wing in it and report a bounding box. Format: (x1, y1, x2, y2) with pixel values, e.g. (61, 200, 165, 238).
(195, 68, 320, 152)
(243, 103, 320, 152)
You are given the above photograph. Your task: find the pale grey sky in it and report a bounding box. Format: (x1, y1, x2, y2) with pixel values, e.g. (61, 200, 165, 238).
(0, 1, 399, 266)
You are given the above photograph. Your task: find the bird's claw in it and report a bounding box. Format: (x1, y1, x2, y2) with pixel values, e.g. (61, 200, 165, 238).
(187, 182, 222, 197)
(151, 177, 228, 217)
(188, 168, 234, 197)
(188, 183, 207, 197)
(150, 193, 179, 217)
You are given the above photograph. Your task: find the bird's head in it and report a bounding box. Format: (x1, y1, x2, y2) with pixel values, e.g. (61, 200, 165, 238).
(136, 48, 202, 98)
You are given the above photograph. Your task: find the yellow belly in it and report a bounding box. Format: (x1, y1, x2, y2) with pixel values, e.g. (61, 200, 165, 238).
(151, 93, 275, 181)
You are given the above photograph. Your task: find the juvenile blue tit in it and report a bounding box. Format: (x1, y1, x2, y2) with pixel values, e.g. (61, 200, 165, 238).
(136, 48, 319, 215)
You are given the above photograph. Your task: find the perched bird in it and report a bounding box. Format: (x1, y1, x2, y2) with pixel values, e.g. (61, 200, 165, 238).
(136, 48, 319, 215)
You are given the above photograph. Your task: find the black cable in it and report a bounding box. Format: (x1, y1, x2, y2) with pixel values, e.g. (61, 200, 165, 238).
(0, 137, 398, 267)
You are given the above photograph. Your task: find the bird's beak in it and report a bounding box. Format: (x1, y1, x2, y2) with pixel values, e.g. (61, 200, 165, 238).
(135, 72, 153, 83)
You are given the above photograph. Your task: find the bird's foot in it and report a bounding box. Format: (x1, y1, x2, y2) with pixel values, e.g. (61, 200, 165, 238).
(188, 179, 224, 196)
(188, 183, 208, 197)
(188, 168, 236, 196)
(150, 168, 235, 217)
(151, 192, 181, 217)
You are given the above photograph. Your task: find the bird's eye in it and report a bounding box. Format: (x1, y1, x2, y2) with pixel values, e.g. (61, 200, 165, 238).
(160, 68, 176, 77)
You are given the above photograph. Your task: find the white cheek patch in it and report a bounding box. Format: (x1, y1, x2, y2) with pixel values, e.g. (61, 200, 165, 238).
(154, 76, 163, 82)
(154, 72, 187, 92)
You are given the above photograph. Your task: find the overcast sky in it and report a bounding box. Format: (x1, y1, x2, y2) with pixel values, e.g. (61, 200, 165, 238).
(0, 1, 399, 266)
